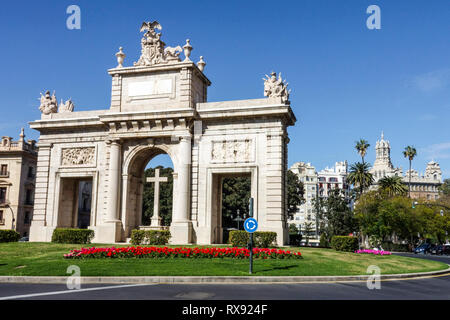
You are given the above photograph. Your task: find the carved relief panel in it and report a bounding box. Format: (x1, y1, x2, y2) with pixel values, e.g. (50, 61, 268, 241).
(211, 139, 254, 163)
(61, 147, 96, 167)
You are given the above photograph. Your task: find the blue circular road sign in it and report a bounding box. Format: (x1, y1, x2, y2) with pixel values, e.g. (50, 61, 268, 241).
(244, 218, 258, 233)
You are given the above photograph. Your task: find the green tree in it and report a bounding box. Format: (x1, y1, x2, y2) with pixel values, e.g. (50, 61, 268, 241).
(287, 170, 305, 220)
(142, 166, 173, 226)
(403, 146, 417, 198)
(315, 189, 357, 244)
(439, 178, 450, 196)
(221, 177, 251, 228)
(355, 139, 370, 164)
(303, 221, 314, 246)
(378, 175, 408, 198)
(347, 162, 374, 197)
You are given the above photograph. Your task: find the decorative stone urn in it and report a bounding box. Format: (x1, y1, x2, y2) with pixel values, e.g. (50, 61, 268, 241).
(197, 56, 206, 72)
(183, 39, 192, 62)
(115, 47, 126, 68)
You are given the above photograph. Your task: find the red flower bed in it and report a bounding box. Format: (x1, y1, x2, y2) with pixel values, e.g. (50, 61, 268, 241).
(63, 246, 302, 260)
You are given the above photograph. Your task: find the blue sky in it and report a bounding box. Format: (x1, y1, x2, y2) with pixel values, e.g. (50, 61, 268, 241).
(0, 0, 449, 177)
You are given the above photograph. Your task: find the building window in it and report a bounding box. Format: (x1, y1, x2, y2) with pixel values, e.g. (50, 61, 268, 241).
(27, 167, 34, 178)
(24, 211, 31, 224)
(25, 189, 33, 205)
(0, 165, 7, 176)
(319, 177, 326, 182)
(329, 177, 338, 182)
(0, 187, 6, 204)
(0, 210, 4, 224)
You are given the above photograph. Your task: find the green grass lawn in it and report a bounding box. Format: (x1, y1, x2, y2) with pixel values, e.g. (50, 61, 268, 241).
(0, 243, 447, 277)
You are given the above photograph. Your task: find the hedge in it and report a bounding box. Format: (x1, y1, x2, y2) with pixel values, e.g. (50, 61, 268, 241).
(229, 230, 277, 248)
(330, 236, 359, 252)
(51, 228, 94, 244)
(130, 230, 171, 245)
(0, 230, 20, 243)
(381, 241, 410, 252)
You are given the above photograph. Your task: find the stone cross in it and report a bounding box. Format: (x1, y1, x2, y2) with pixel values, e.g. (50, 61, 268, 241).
(146, 168, 168, 227)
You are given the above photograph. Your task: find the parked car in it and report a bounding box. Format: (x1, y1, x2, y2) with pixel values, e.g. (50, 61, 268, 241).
(443, 245, 450, 255)
(414, 243, 431, 254)
(19, 236, 29, 242)
(430, 245, 444, 255)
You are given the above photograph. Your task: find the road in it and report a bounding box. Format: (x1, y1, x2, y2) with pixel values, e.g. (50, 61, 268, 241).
(0, 253, 448, 300)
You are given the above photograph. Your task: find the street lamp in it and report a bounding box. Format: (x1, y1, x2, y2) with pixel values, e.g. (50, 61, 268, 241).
(6, 204, 15, 230)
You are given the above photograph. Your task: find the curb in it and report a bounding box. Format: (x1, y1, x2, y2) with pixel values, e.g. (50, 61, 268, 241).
(1, 266, 449, 284)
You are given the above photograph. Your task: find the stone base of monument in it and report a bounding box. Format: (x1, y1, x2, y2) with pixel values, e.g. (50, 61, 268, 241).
(169, 221, 193, 244)
(29, 225, 56, 242)
(93, 221, 122, 243)
(139, 225, 169, 231)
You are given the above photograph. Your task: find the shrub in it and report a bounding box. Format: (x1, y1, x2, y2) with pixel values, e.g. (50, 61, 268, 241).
(381, 242, 410, 252)
(289, 233, 302, 246)
(229, 231, 277, 248)
(130, 230, 171, 245)
(0, 230, 20, 243)
(319, 233, 330, 248)
(130, 230, 146, 245)
(229, 230, 248, 247)
(51, 228, 94, 244)
(331, 236, 359, 252)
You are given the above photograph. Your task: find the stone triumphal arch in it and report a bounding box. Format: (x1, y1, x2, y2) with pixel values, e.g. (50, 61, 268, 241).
(29, 21, 296, 245)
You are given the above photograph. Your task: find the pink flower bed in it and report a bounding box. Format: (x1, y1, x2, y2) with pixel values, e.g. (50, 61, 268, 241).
(63, 246, 302, 260)
(355, 249, 392, 256)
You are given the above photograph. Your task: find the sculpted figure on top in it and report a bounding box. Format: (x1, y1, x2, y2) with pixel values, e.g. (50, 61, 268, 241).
(39, 91, 75, 115)
(39, 91, 58, 115)
(263, 72, 291, 103)
(134, 21, 184, 66)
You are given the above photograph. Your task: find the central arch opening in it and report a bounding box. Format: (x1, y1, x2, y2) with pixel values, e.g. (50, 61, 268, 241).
(123, 146, 175, 239)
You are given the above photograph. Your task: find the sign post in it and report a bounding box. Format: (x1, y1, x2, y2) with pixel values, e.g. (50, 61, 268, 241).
(245, 198, 258, 274)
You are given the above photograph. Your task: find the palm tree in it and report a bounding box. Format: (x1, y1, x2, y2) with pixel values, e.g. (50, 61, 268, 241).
(378, 176, 408, 197)
(347, 162, 374, 197)
(355, 139, 370, 164)
(403, 146, 417, 198)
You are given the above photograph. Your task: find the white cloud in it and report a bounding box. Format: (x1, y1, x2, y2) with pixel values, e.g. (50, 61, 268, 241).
(421, 142, 450, 160)
(410, 68, 450, 93)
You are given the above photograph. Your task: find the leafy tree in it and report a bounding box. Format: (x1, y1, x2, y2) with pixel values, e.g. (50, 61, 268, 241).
(303, 221, 315, 245)
(355, 139, 370, 164)
(439, 178, 450, 196)
(403, 146, 417, 198)
(221, 177, 251, 228)
(287, 170, 305, 220)
(289, 224, 299, 234)
(347, 162, 374, 197)
(142, 166, 173, 226)
(315, 189, 357, 244)
(378, 175, 408, 198)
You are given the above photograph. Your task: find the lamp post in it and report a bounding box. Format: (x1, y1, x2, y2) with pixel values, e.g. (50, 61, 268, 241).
(6, 204, 15, 230)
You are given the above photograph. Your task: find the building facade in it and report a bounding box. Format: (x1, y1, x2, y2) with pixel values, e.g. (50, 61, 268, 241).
(370, 132, 442, 200)
(289, 161, 350, 244)
(28, 21, 296, 245)
(0, 129, 37, 237)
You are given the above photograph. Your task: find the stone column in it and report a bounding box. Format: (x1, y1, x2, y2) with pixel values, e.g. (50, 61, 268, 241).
(96, 139, 122, 243)
(170, 135, 192, 244)
(177, 136, 191, 222)
(106, 140, 121, 222)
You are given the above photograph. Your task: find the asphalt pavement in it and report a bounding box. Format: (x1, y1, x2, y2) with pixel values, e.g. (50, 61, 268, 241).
(0, 253, 448, 300)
